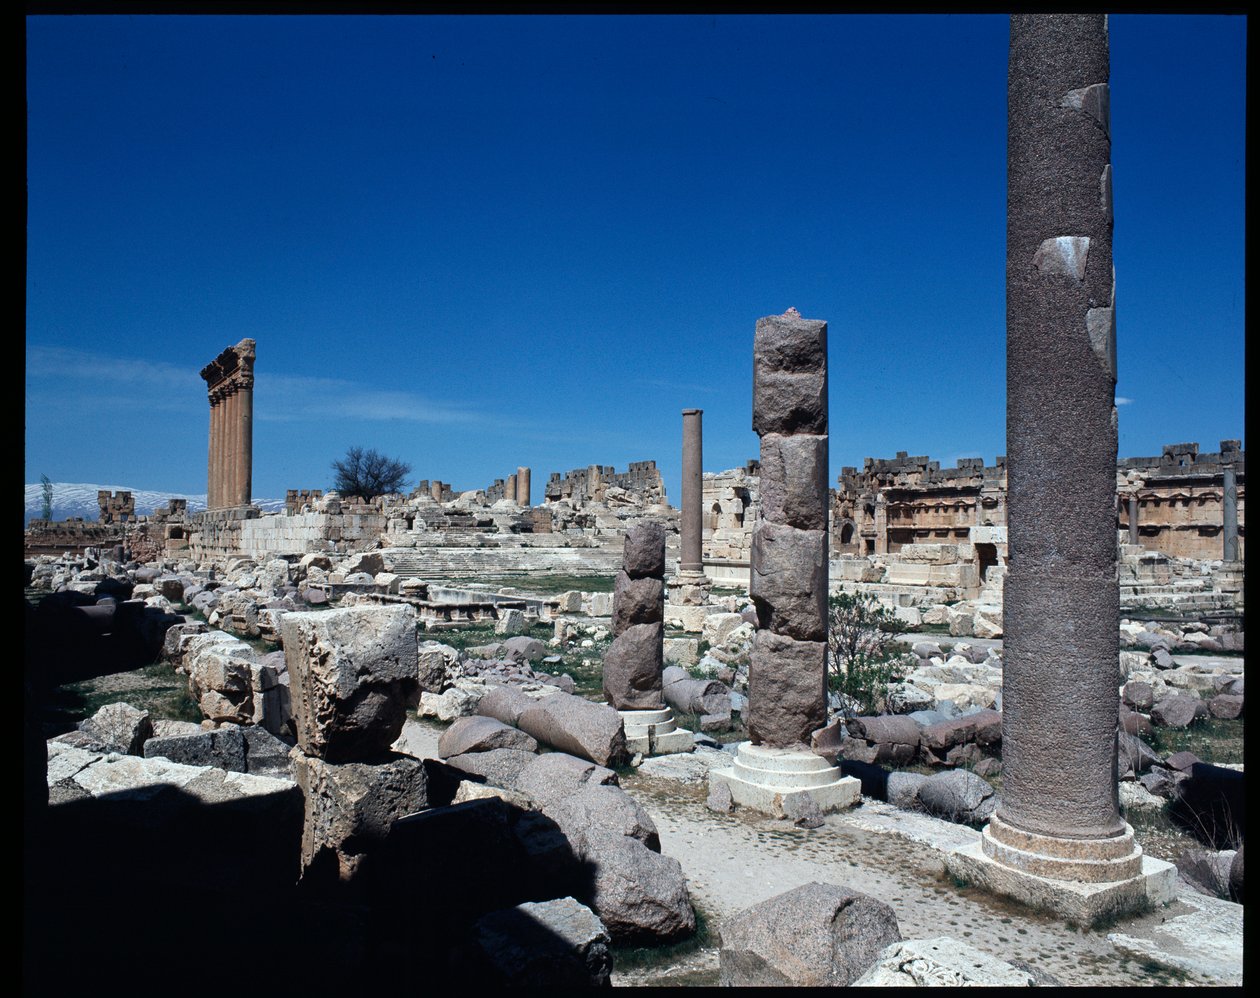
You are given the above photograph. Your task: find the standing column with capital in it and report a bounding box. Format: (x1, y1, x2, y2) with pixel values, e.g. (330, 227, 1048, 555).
(200, 338, 257, 512)
(946, 14, 1174, 922)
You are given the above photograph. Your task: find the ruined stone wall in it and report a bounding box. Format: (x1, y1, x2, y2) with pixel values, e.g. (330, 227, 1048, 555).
(98, 490, 136, 524)
(186, 507, 387, 560)
(1118, 441, 1245, 561)
(285, 490, 323, 514)
(702, 463, 760, 568)
(544, 460, 666, 505)
(25, 518, 124, 557)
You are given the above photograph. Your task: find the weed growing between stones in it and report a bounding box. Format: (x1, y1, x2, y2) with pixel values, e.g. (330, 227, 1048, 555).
(826, 592, 911, 717)
(1148, 718, 1243, 765)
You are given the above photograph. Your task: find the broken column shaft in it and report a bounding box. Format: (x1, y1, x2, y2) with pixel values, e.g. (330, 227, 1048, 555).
(1222, 462, 1239, 561)
(680, 409, 705, 577)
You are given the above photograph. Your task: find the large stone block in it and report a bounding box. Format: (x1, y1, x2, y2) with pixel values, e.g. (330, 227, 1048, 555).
(611, 572, 664, 633)
(747, 631, 827, 748)
(76, 702, 152, 756)
(438, 715, 539, 758)
(753, 312, 827, 374)
(514, 752, 619, 811)
(758, 433, 828, 530)
(516, 692, 628, 768)
(281, 605, 419, 762)
(471, 897, 612, 988)
(751, 368, 827, 436)
(719, 881, 900, 987)
(749, 522, 827, 641)
(602, 622, 665, 710)
(293, 750, 433, 882)
(622, 521, 666, 579)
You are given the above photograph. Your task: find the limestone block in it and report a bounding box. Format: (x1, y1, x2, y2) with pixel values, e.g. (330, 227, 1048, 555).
(701, 612, 746, 648)
(76, 702, 153, 756)
(747, 630, 827, 748)
(293, 751, 433, 882)
(719, 881, 900, 987)
(603, 622, 665, 710)
(758, 433, 828, 530)
(494, 608, 529, 636)
(417, 640, 459, 694)
(854, 937, 1037, 986)
(750, 522, 826, 641)
(281, 605, 419, 762)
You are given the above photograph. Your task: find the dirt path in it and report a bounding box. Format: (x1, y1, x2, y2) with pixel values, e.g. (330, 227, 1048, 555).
(614, 760, 1228, 987)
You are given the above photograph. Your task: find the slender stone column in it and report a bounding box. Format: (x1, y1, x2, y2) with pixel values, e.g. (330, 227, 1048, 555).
(227, 387, 238, 507)
(430, 481, 443, 502)
(680, 409, 705, 577)
(873, 493, 889, 555)
(206, 394, 219, 509)
(237, 367, 254, 507)
(1222, 463, 1239, 561)
(1002, 12, 1122, 842)
(215, 389, 227, 509)
(517, 466, 531, 507)
(506, 474, 518, 505)
(1128, 494, 1140, 545)
(748, 311, 829, 749)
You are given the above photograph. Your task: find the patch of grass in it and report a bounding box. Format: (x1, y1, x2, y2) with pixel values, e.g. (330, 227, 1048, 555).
(1148, 717, 1244, 765)
(43, 659, 201, 733)
(610, 901, 713, 973)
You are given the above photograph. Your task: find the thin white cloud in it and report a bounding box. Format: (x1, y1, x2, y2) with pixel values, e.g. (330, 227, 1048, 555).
(1116, 396, 1134, 405)
(254, 373, 487, 426)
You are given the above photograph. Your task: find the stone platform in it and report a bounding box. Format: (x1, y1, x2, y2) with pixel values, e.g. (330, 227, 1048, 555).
(945, 814, 1177, 925)
(618, 707, 695, 756)
(708, 742, 859, 817)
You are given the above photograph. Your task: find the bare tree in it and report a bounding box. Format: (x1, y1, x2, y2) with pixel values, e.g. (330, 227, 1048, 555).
(331, 446, 411, 499)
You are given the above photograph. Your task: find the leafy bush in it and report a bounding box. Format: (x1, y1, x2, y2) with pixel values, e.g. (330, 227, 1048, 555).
(827, 592, 909, 717)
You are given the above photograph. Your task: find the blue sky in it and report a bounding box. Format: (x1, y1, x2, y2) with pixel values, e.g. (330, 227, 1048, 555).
(25, 14, 1245, 504)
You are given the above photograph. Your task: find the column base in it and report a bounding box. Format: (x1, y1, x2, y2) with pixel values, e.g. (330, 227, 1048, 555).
(708, 741, 860, 818)
(668, 572, 713, 607)
(617, 707, 695, 756)
(945, 815, 1177, 925)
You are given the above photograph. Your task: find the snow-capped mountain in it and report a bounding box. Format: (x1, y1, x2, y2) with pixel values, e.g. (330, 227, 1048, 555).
(23, 482, 285, 526)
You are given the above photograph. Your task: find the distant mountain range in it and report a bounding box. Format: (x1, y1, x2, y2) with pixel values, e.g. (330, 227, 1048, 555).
(23, 482, 285, 526)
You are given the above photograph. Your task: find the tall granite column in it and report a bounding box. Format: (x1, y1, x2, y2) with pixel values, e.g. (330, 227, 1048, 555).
(1222, 462, 1239, 561)
(680, 409, 705, 578)
(1128, 493, 1140, 545)
(517, 466, 531, 507)
(604, 522, 666, 710)
(947, 17, 1174, 921)
(748, 311, 829, 748)
(1000, 13, 1122, 843)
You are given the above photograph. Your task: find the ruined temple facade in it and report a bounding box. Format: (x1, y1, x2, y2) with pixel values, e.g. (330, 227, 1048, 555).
(545, 461, 666, 505)
(201, 339, 256, 510)
(834, 453, 1008, 560)
(1118, 441, 1245, 561)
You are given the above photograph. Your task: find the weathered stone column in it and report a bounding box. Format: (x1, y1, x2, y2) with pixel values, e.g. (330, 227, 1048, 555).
(236, 343, 255, 507)
(1222, 462, 1239, 561)
(224, 385, 238, 507)
(946, 14, 1174, 923)
(873, 493, 889, 555)
(1127, 493, 1140, 545)
(506, 474, 518, 505)
(680, 409, 705, 576)
(206, 392, 220, 509)
(516, 466, 531, 507)
(430, 481, 443, 502)
(603, 522, 693, 756)
(708, 310, 857, 817)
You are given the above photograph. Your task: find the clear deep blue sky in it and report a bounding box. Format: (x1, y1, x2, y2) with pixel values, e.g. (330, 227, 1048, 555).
(25, 14, 1246, 504)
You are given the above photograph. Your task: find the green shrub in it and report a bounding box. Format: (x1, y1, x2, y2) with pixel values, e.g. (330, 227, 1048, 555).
(827, 592, 909, 717)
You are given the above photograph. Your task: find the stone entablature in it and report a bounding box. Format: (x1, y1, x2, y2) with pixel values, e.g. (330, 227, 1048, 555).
(545, 460, 666, 505)
(98, 490, 135, 524)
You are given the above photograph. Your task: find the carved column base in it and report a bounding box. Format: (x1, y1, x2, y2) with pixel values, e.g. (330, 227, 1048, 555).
(617, 707, 694, 756)
(708, 742, 859, 818)
(945, 814, 1176, 925)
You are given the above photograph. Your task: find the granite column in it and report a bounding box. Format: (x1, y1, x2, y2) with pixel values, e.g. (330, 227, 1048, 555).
(680, 409, 705, 578)
(1222, 463, 1239, 561)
